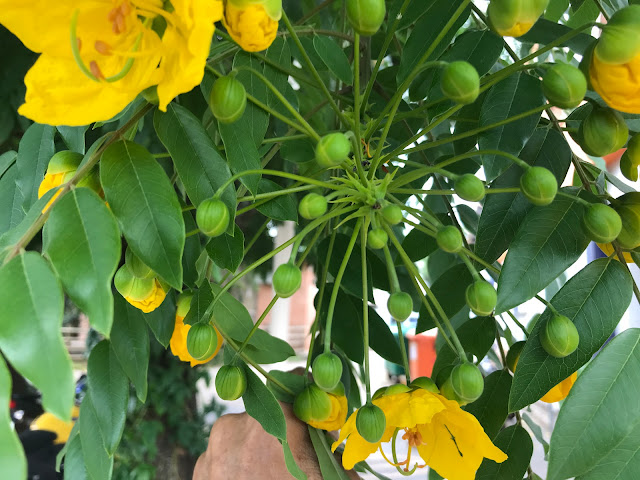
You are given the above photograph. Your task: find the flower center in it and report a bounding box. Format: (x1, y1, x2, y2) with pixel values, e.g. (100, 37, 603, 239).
(378, 428, 428, 474)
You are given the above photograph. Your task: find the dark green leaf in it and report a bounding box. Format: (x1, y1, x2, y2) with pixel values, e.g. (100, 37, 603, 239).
(320, 287, 364, 363)
(267, 369, 306, 402)
(317, 235, 373, 298)
(206, 223, 244, 272)
(281, 440, 308, 480)
(101, 140, 185, 289)
(0, 356, 26, 479)
(465, 370, 512, 440)
(309, 427, 352, 480)
(233, 52, 269, 144)
(520, 19, 595, 54)
(256, 178, 298, 222)
(509, 259, 633, 411)
(218, 121, 261, 195)
(0, 163, 22, 235)
(265, 38, 293, 114)
(78, 390, 114, 480)
(143, 292, 177, 348)
(63, 433, 88, 480)
(16, 123, 55, 212)
(281, 138, 315, 164)
(57, 126, 87, 154)
(476, 425, 533, 480)
(0, 150, 16, 178)
(313, 36, 352, 84)
(400, 228, 438, 262)
(242, 365, 287, 440)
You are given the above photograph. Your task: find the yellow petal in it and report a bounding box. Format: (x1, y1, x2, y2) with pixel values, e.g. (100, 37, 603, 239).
(597, 242, 634, 263)
(126, 279, 167, 313)
(223, 3, 278, 52)
(540, 371, 577, 403)
(496, 22, 534, 38)
(590, 52, 640, 114)
(373, 389, 446, 430)
(308, 394, 348, 431)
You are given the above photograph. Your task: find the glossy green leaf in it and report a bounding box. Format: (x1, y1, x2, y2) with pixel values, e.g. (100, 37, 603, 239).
(400, 227, 438, 262)
(520, 19, 595, 55)
(509, 258, 633, 411)
(57, 126, 87, 154)
(63, 433, 88, 480)
(309, 427, 352, 480)
(320, 287, 364, 363)
(16, 122, 55, 212)
(144, 292, 176, 348)
(218, 121, 261, 195)
(476, 425, 533, 480)
(100, 140, 185, 289)
(479, 73, 545, 180)
(476, 129, 572, 264)
(0, 356, 26, 480)
(314, 36, 352, 85)
(0, 163, 21, 235)
(267, 370, 306, 403)
(242, 364, 287, 441)
(548, 328, 640, 480)
(206, 223, 244, 272)
(110, 293, 150, 402)
(281, 138, 315, 164)
(87, 340, 128, 454)
(153, 104, 236, 211)
(255, 178, 298, 222)
(78, 390, 114, 480)
(43, 188, 120, 336)
(496, 189, 590, 313)
(0, 252, 74, 420)
(0, 150, 16, 178)
(465, 370, 512, 440)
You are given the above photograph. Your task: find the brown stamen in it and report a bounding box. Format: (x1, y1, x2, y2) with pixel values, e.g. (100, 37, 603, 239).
(76, 37, 82, 51)
(89, 61, 105, 81)
(95, 41, 112, 55)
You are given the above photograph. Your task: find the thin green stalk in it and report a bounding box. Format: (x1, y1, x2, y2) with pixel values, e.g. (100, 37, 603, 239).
(458, 252, 481, 281)
(214, 168, 339, 198)
(352, 33, 368, 186)
(506, 311, 530, 337)
(361, 221, 373, 401)
(236, 184, 316, 202)
(556, 190, 593, 207)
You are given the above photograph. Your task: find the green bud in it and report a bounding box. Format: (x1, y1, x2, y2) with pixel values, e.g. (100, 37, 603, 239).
(215, 365, 247, 400)
(436, 225, 463, 253)
(272, 263, 302, 298)
(506, 341, 526, 373)
(439, 375, 467, 406)
(125, 247, 155, 279)
(176, 292, 194, 318)
(451, 363, 484, 403)
(540, 314, 580, 358)
(367, 228, 388, 249)
(372, 387, 387, 400)
(620, 134, 640, 182)
(441, 62, 480, 105)
(114, 264, 155, 301)
(299, 193, 328, 220)
(387, 292, 413, 322)
(614, 203, 640, 250)
(579, 107, 629, 157)
(454, 174, 485, 202)
(312, 352, 343, 392)
(595, 5, 640, 64)
(583, 203, 622, 243)
(293, 385, 332, 423)
(186, 323, 220, 361)
(384, 384, 411, 396)
(409, 377, 439, 393)
(356, 404, 386, 443)
(543, 64, 587, 109)
(346, 0, 386, 36)
(487, 0, 549, 37)
(465, 280, 497, 316)
(316, 133, 352, 168)
(196, 198, 230, 237)
(209, 75, 247, 124)
(381, 204, 403, 225)
(520, 166, 558, 206)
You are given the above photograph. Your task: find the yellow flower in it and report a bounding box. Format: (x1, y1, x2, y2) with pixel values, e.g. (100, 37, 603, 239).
(597, 242, 634, 263)
(331, 389, 507, 479)
(223, 0, 281, 52)
(590, 52, 640, 114)
(126, 278, 167, 313)
(308, 393, 348, 431)
(0, 0, 223, 126)
(170, 314, 223, 367)
(487, 0, 549, 38)
(540, 371, 577, 403)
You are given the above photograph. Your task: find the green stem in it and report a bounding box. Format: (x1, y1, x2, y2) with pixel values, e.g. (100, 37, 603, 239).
(214, 168, 338, 198)
(556, 190, 592, 207)
(458, 252, 481, 281)
(352, 33, 368, 186)
(361, 221, 372, 401)
(237, 184, 315, 203)
(535, 294, 560, 316)
(507, 311, 530, 337)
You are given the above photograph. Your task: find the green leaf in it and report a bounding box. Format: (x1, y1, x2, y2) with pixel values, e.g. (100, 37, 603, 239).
(16, 123, 55, 212)
(476, 425, 533, 480)
(0, 251, 74, 420)
(206, 223, 244, 272)
(57, 126, 87, 154)
(265, 38, 292, 114)
(233, 52, 270, 144)
(281, 138, 315, 164)
(267, 370, 306, 402)
(78, 390, 114, 480)
(479, 73, 545, 180)
(87, 340, 128, 454)
(0, 356, 26, 480)
(465, 370, 512, 440)
(63, 433, 88, 480)
(520, 19, 595, 55)
(309, 427, 352, 480)
(320, 287, 364, 363)
(548, 328, 640, 480)
(218, 121, 262, 195)
(496, 188, 591, 313)
(476, 129, 572, 264)
(242, 364, 287, 440)
(313, 36, 352, 85)
(143, 292, 177, 348)
(0, 163, 21, 235)
(100, 140, 185, 289)
(400, 227, 438, 262)
(182, 211, 203, 288)
(111, 293, 150, 402)
(43, 188, 121, 337)
(509, 258, 633, 411)
(281, 440, 308, 480)
(0, 150, 16, 178)
(153, 104, 236, 211)
(317, 235, 373, 298)
(255, 178, 298, 222)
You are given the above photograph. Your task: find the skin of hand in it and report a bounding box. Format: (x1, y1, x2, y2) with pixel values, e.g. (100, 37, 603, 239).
(193, 402, 361, 480)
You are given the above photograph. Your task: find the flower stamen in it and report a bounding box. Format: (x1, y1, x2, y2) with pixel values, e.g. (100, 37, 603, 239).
(90, 61, 105, 81)
(95, 41, 112, 56)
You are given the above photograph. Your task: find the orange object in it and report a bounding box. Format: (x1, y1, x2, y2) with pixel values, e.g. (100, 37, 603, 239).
(407, 333, 437, 378)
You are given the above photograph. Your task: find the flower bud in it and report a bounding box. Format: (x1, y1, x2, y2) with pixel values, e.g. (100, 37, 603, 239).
(355, 404, 386, 443)
(293, 384, 332, 423)
(114, 264, 155, 301)
(38, 151, 83, 199)
(315, 133, 352, 168)
(187, 323, 220, 361)
(487, 0, 549, 37)
(451, 363, 484, 403)
(454, 174, 485, 202)
(620, 134, 640, 182)
(215, 365, 247, 401)
(543, 64, 587, 109)
(614, 203, 640, 250)
(387, 292, 413, 322)
(594, 5, 640, 65)
(579, 107, 629, 157)
(582, 203, 622, 244)
(196, 198, 230, 237)
(346, 0, 386, 36)
(209, 75, 247, 124)
(440, 62, 480, 105)
(384, 384, 412, 396)
(540, 314, 580, 358)
(381, 204, 403, 225)
(223, 0, 281, 52)
(465, 280, 497, 316)
(312, 353, 343, 392)
(439, 375, 467, 406)
(436, 225, 463, 253)
(125, 247, 155, 279)
(299, 193, 328, 220)
(506, 340, 526, 373)
(520, 166, 558, 206)
(409, 376, 439, 393)
(367, 228, 388, 249)
(272, 263, 302, 298)
(176, 291, 194, 319)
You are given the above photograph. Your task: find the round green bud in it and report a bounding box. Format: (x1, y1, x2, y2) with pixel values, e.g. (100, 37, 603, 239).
(579, 108, 629, 157)
(436, 225, 463, 253)
(381, 204, 403, 225)
(451, 363, 484, 403)
(384, 384, 411, 396)
(439, 375, 467, 406)
(409, 377, 439, 393)
(293, 385, 332, 423)
(506, 341, 526, 373)
(125, 247, 155, 279)
(540, 314, 580, 358)
(614, 204, 640, 250)
(312, 353, 343, 392)
(594, 5, 640, 64)
(176, 292, 194, 318)
(186, 323, 220, 361)
(47, 151, 83, 175)
(196, 198, 230, 237)
(209, 75, 247, 124)
(520, 166, 558, 206)
(114, 264, 155, 301)
(356, 404, 386, 443)
(465, 280, 497, 316)
(299, 193, 328, 220)
(215, 365, 247, 401)
(454, 174, 485, 202)
(441, 61, 480, 105)
(316, 133, 352, 168)
(76, 169, 102, 194)
(346, 0, 386, 36)
(387, 292, 413, 322)
(620, 134, 640, 182)
(583, 203, 622, 243)
(543, 63, 587, 109)
(367, 228, 388, 249)
(487, 0, 549, 37)
(272, 263, 302, 298)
